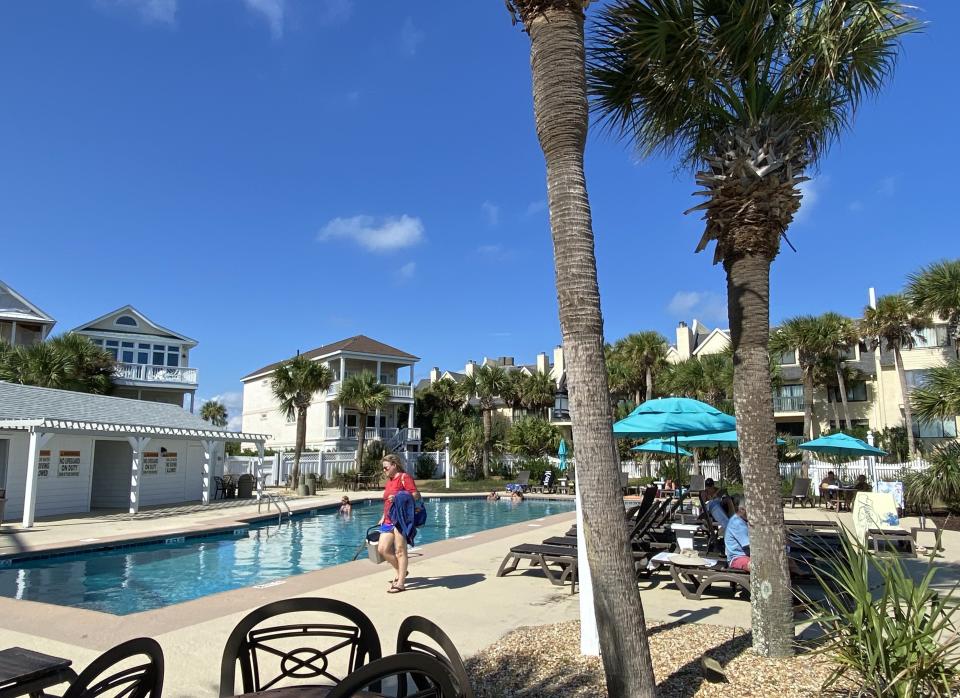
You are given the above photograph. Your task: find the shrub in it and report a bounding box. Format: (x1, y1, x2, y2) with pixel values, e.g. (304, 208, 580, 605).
(800, 531, 960, 696)
(905, 442, 960, 515)
(415, 454, 437, 480)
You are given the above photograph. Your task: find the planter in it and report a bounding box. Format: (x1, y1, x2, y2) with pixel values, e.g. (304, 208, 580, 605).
(298, 484, 309, 496)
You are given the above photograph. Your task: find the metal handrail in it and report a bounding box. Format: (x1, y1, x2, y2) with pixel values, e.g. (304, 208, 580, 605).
(258, 492, 292, 526)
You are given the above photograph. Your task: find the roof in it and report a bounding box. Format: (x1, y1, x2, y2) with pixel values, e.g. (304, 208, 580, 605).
(244, 335, 419, 380)
(70, 305, 198, 347)
(0, 382, 268, 441)
(0, 279, 56, 326)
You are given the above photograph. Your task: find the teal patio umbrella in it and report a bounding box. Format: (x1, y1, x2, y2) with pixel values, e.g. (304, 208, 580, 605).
(613, 397, 736, 484)
(631, 439, 692, 456)
(799, 432, 887, 457)
(557, 439, 568, 473)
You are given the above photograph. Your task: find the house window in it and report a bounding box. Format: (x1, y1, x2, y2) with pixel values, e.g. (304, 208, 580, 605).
(58, 450, 81, 477)
(115, 315, 138, 327)
(38, 450, 50, 477)
(827, 381, 868, 403)
(776, 384, 804, 398)
(366, 415, 386, 428)
(121, 341, 135, 363)
(143, 452, 159, 474)
(104, 339, 119, 360)
(167, 346, 180, 367)
(913, 325, 951, 349)
(828, 419, 869, 430)
(777, 350, 797, 366)
(346, 414, 358, 428)
(164, 452, 178, 473)
(904, 369, 930, 390)
(912, 418, 958, 439)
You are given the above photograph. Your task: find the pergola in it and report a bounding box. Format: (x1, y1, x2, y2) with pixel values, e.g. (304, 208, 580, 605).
(0, 417, 270, 528)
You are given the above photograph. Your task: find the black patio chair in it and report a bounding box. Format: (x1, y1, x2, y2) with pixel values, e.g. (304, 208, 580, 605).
(218, 597, 382, 697)
(63, 637, 163, 698)
(397, 616, 473, 698)
(213, 476, 227, 500)
(326, 653, 459, 698)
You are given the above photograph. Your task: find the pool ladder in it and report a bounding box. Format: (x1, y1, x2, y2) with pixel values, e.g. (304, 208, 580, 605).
(258, 493, 292, 526)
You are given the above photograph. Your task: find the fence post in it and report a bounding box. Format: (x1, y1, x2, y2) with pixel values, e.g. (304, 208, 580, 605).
(444, 437, 451, 489)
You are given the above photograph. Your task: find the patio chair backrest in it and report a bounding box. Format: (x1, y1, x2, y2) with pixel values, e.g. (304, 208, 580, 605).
(688, 475, 705, 492)
(620, 472, 629, 489)
(219, 597, 382, 697)
(326, 653, 458, 698)
(514, 470, 530, 486)
(791, 477, 811, 498)
(64, 637, 164, 698)
(397, 615, 473, 698)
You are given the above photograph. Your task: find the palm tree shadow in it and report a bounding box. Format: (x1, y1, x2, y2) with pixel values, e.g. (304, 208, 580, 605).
(404, 573, 486, 590)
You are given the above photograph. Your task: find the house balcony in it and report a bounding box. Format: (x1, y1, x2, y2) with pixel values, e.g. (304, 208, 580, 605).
(326, 381, 413, 400)
(773, 396, 804, 413)
(323, 427, 422, 443)
(114, 362, 198, 387)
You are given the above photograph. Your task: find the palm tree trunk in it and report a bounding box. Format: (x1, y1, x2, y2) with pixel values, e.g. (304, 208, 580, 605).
(356, 411, 367, 470)
(481, 408, 492, 478)
(645, 366, 653, 403)
(527, 7, 656, 695)
(802, 367, 817, 441)
(830, 397, 842, 430)
(894, 346, 918, 458)
(293, 406, 308, 490)
(836, 364, 853, 429)
(725, 253, 794, 658)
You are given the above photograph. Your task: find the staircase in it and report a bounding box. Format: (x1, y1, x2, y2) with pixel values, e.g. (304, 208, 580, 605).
(386, 428, 408, 453)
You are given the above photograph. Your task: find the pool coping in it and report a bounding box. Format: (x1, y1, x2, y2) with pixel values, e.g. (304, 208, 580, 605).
(0, 506, 576, 650)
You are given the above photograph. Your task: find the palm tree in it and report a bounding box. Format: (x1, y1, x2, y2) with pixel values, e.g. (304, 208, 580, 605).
(664, 351, 734, 411)
(0, 333, 114, 394)
(907, 259, 960, 350)
(590, 0, 919, 657)
(200, 399, 229, 428)
(522, 370, 557, 416)
(608, 331, 668, 403)
(507, 416, 561, 458)
(819, 312, 860, 429)
(862, 294, 928, 458)
(771, 315, 833, 443)
(506, 1, 658, 693)
(337, 371, 390, 472)
(271, 355, 334, 489)
(459, 364, 509, 478)
(910, 362, 960, 425)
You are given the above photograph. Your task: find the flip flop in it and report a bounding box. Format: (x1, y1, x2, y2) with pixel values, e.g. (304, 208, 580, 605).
(387, 584, 405, 594)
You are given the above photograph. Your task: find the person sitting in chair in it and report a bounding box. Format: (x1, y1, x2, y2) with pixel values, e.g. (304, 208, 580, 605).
(701, 478, 720, 502)
(725, 495, 805, 575)
(820, 471, 839, 508)
(853, 474, 871, 492)
(706, 492, 733, 528)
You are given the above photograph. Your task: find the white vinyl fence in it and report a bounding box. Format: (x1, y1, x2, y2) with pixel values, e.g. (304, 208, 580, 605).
(270, 450, 450, 485)
(223, 455, 278, 485)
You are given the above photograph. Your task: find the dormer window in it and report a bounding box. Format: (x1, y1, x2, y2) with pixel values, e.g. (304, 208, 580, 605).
(115, 315, 138, 327)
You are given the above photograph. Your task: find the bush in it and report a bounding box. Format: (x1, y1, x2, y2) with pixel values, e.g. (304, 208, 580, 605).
(415, 454, 437, 480)
(800, 532, 960, 696)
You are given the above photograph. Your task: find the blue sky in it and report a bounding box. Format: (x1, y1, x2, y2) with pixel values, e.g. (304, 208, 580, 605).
(1, 1, 956, 429)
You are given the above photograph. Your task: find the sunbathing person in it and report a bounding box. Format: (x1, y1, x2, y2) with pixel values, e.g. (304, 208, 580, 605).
(706, 493, 732, 528)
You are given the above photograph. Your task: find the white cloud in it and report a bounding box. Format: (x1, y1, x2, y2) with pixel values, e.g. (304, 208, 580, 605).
(317, 214, 424, 252)
(481, 201, 500, 227)
(201, 391, 244, 432)
(526, 200, 547, 216)
(318, 0, 352, 24)
(400, 18, 424, 55)
(243, 0, 284, 38)
(877, 176, 896, 197)
(794, 177, 822, 222)
(397, 262, 416, 281)
(98, 0, 177, 25)
(667, 291, 727, 324)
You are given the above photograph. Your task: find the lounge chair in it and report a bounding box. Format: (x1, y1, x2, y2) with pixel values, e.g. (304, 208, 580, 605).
(669, 561, 750, 600)
(506, 470, 531, 494)
(496, 544, 578, 593)
(620, 471, 632, 495)
(783, 477, 814, 508)
(688, 474, 705, 494)
(532, 470, 555, 494)
(852, 492, 917, 557)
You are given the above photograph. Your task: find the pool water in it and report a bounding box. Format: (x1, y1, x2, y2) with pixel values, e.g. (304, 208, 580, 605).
(0, 497, 574, 615)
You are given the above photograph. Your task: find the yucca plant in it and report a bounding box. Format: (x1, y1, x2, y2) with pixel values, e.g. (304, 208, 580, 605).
(800, 531, 960, 696)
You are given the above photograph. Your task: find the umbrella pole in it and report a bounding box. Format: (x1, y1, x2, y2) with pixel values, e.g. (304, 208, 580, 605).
(674, 435, 681, 485)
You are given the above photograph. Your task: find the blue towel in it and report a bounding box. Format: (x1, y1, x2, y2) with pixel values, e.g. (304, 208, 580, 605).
(390, 490, 418, 546)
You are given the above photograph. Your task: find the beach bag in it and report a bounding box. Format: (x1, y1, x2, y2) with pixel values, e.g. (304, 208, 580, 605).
(366, 527, 384, 565)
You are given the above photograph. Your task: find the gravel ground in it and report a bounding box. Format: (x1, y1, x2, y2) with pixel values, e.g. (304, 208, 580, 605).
(467, 620, 846, 697)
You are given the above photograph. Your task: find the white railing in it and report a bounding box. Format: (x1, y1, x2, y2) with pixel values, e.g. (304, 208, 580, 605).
(113, 362, 199, 385)
(326, 382, 412, 399)
(322, 427, 421, 443)
(224, 455, 278, 486)
(277, 450, 448, 484)
(773, 396, 804, 412)
(779, 458, 928, 488)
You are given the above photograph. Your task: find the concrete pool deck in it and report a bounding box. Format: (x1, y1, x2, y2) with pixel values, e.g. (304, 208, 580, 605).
(1, 496, 958, 697)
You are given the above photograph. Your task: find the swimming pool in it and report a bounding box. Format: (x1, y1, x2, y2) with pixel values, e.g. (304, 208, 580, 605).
(0, 497, 574, 615)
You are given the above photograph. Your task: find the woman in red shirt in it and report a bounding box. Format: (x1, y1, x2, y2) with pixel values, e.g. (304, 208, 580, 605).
(377, 454, 418, 593)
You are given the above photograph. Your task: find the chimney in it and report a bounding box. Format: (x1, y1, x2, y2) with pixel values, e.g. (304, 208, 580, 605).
(868, 287, 877, 310)
(429, 367, 440, 383)
(465, 360, 476, 377)
(500, 356, 514, 366)
(676, 321, 693, 360)
(552, 345, 565, 376)
(536, 352, 549, 374)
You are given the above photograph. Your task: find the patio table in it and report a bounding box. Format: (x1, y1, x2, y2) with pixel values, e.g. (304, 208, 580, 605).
(0, 647, 78, 698)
